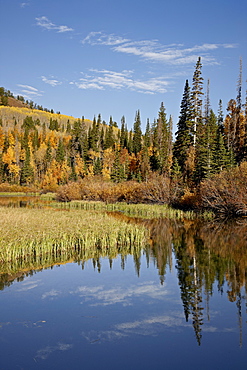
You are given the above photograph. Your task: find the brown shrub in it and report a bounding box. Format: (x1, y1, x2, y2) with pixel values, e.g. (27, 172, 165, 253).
(140, 174, 171, 204)
(199, 162, 247, 216)
(0, 183, 38, 193)
(55, 174, 172, 204)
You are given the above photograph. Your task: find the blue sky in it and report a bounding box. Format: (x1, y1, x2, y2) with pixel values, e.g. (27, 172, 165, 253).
(1, 0, 246, 132)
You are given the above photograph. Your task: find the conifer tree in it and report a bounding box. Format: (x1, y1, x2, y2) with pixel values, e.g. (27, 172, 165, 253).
(93, 157, 102, 175)
(191, 57, 204, 146)
(20, 147, 34, 185)
(133, 110, 142, 155)
(111, 150, 125, 182)
(194, 109, 218, 182)
(144, 118, 151, 148)
(173, 80, 193, 178)
(157, 103, 172, 174)
(56, 138, 65, 163)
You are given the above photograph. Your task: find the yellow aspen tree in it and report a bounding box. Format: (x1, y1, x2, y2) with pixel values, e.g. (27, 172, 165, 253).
(0, 127, 4, 153)
(75, 154, 86, 178)
(102, 148, 115, 180)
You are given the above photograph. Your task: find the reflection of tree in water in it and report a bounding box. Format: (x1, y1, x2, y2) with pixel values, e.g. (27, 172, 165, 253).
(147, 217, 247, 346)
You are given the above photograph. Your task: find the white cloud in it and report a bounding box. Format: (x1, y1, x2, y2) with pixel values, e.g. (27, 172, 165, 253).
(17, 84, 38, 92)
(81, 31, 129, 46)
(72, 69, 169, 94)
(20, 2, 30, 8)
(41, 76, 62, 87)
(82, 32, 234, 66)
(16, 84, 43, 99)
(35, 16, 73, 33)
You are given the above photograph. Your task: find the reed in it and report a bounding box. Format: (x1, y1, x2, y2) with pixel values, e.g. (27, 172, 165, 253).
(51, 200, 202, 220)
(0, 207, 148, 272)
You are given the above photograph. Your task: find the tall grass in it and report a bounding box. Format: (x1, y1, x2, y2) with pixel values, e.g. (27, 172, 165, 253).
(0, 207, 148, 274)
(52, 200, 212, 220)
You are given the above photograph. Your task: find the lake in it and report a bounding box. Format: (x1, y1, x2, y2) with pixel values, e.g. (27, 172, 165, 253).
(0, 199, 246, 369)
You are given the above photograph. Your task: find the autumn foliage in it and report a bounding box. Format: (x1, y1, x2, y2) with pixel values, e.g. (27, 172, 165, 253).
(56, 174, 171, 204)
(199, 162, 247, 216)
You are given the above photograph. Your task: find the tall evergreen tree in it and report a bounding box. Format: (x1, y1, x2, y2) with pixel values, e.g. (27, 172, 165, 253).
(191, 57, 204, 146)
(173, 80, 193, 178)
(194, 109, 218, 182)
(133, 110, 142, 155)
(20, 147, 34, 185)
(156, 103, 172, 174)
(56, 138, 65, 163)
(144, 118, 151, 148)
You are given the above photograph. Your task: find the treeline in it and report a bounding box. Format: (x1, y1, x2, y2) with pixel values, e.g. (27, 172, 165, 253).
(0, 87, 60, 113)
(0, 57, 247, 214)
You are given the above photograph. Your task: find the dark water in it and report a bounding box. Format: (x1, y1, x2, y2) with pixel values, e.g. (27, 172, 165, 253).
(0, 203, 247, 369)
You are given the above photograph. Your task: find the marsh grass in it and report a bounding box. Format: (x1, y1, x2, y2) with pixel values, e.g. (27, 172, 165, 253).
(0, 207, 148, 273)
(52, 200, 214, 220)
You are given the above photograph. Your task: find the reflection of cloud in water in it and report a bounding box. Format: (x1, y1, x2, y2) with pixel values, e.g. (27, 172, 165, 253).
(82, 330, 127, 344)
(81, 312, 236, 344)
(17, 279, 41, 292)
(71, 281, 169, 306)
(81, 312, 189, 344)
(116, 312, 187, 331)
(35, 342, 73, 360)
(42, 289, 61, 299)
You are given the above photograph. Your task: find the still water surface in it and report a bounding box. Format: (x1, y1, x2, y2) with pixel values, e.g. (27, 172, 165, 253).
(0, 200, 246, 369)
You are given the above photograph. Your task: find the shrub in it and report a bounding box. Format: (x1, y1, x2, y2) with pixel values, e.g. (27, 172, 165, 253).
(199, 162, 247, 216)
(55, 174, 172, 204)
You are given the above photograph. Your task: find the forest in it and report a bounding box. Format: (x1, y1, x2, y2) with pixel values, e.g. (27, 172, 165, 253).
(0, 57, 247, 216)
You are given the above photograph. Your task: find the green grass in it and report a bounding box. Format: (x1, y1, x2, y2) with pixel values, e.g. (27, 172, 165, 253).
(52, 200, 214, 220)
(0, 206, 148, 274)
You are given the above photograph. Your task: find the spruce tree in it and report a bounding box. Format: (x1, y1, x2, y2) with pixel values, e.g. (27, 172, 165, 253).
(56, 138, 65, 163)
(144, 118, 151, 148)
(133, 110, 142, 155)
(20, 147, 34, 185)
(157, 103, 172, 174)
(173, 80, 193, 177)
(120, 116, 126, 149)
(191, 57, 204, 146)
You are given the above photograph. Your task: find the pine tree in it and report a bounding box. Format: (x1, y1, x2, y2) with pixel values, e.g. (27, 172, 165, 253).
(144, 118, 151, 148)
(194, 109, 218, 182)
(20, 147, 34, 185)
(93, 157, 102, 175)
(120, 116, 126, 149)
(191, 57, 204, 146)
(111, 151, 125, 182)
(157, 103, 172, 174)
(173, 80, 193, 178)
(56, 138, 65, 163)
(133, 110, 142, 155)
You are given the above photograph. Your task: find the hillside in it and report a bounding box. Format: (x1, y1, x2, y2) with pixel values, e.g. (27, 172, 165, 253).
(0, 105, 92, 132)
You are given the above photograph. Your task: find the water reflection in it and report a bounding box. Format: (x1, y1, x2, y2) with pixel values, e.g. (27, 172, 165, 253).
(0, 213, 247, 348)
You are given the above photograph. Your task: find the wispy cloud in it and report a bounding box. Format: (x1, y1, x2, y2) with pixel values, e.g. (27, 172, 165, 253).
(16, 84, 43, 99)
(41, 76, 62, 87)
(71, 281, 168, 306)
(18, 84, 38, 92)
(20, 2, 30, 8)
(35, 342, 73, 360)
(16, 279, 41, 291)
(81, 31, 130, 46)
(82, 31, 237, 66)
(36, 16, 73, 33)
(72, 69, 169, 94)
(42, 289, 61, 300)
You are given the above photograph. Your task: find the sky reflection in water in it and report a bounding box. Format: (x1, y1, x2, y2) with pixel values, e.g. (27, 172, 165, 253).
(0, 218, 247, 370)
